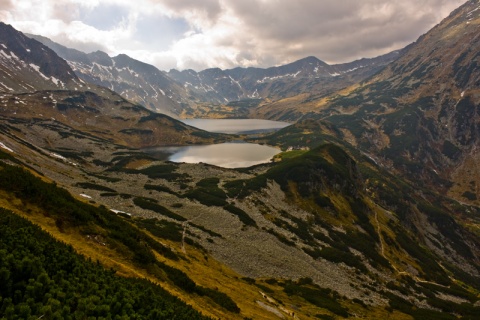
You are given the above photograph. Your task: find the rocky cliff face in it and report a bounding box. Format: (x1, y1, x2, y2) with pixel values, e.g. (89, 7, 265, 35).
(28, 35, 191, 117)
(0, 22, 81, 93)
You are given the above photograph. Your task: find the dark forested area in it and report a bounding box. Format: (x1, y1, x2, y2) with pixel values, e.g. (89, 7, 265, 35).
(0, 208, 211, 319)
(0, 157, 239, 318)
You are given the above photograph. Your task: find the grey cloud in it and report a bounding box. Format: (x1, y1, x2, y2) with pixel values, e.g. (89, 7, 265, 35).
(5, 0, 465, 71)
(160, 0, 222, 22)
(0, 0, 13, 10)
(221, 0, 465, 66)
(0, 0, 13, 20)
(51, 2, 81, 23)
(51, 34, 109, 54)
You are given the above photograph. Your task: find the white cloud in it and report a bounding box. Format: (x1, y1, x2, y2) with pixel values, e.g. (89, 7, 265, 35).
(3, 0, 466, 71)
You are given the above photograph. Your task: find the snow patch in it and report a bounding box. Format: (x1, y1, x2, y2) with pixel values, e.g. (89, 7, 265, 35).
(50, 77, 64, 87)
(111, 209, 131, 216)
(80, 193, 92, 199)
(29, 63, 49, 80)
(0, 142, 14, 153)
(49, 152, 78, 166)
(467, 6, 480, 16)
(249, 89, 259, 98)
(0, 49, 12, 59)
(0, 82, 14, 91)
(256, 72, 303, 83)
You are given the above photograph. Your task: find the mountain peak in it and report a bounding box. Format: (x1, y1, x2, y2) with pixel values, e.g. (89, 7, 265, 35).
(87, 50, 112, 66)
(296, 56, 323, 64)
(0, 22, 79, 92)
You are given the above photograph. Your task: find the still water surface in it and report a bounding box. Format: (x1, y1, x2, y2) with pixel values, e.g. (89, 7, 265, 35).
(146, 119, 289, 168)
(181, 118, 290, 134)
(146, 141, 280, 168)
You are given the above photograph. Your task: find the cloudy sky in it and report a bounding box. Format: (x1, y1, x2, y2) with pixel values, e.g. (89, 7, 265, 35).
(1, 0, 466, 71)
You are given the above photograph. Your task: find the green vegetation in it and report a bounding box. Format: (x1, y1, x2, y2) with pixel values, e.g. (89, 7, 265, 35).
(260, 119, 340, 150)
(108, 159, 190, 182)
(226, 99, 262, 109)
(0, 149, 18, 162)
(274, 149, 308, 161)
(462, 191, 477, 201)
(0, 161, 241, 316)
(136, 218, 183, 242)
(270, 144, 357, 196)
(0, 208, 210, 319)
(134, 164, 190, 182)
(89, 173, 122, 183)
(0, 163, 173, 266)
(46, 148, 94, 162)
(119, 128, 153, 135)
(307, 246, 367, 273)
(152, 261, 239, 313)
(144, 184, 178, 195)
(224, 176, 267, 199)
(196, 287, 240, 313)
(184, 178, 228, 207)
(389, 221, 450, 285)
(224, 204, 257, 227)
(189, 222, 222, 238)
(133, 197, 187, 221)
(282, 279, 349, 317)
(75, 182, 116, 193)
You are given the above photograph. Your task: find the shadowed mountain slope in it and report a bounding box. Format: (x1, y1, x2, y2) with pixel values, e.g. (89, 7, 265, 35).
(254, 0, 480, 203)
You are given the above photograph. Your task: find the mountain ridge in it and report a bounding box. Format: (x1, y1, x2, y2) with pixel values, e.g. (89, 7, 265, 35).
(0, 22, 82, 93)
(250, 0, 480, 205)
(168, 49, 403, 105)
(27, 33, 191, 117)
(30, 32, 403, 117)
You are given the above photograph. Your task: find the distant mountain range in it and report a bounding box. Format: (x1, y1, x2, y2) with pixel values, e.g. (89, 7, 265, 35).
(167, 51, 402, 104)
(29, 33, 403, 117)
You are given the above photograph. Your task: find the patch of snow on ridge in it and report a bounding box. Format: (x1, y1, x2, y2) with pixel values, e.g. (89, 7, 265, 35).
(111, 209, 132, 216)
(256, 72, 302, 83)
(29, 63, 49, 80)
(0, 50, 12, 59)
(49, 152, 78, 166)
(0, 82, 14, 91)
(0, 142, 14, 153)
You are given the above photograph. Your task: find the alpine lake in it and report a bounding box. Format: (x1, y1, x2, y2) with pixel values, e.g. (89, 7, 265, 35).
(145, 119, 291, 168)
